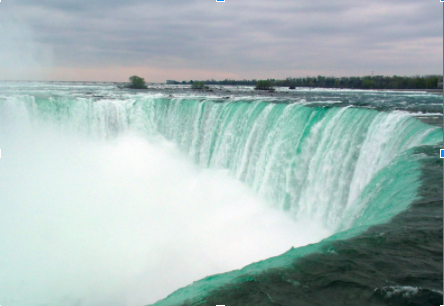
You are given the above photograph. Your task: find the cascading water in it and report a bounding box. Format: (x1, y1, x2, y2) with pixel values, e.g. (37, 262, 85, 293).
(0, 83, 442, 306)
(153, 98, 440, 233)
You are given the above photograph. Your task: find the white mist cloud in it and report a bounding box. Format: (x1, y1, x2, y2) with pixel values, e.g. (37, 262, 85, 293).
(0, 117, 330, 305)
(0, 17, 53, 80)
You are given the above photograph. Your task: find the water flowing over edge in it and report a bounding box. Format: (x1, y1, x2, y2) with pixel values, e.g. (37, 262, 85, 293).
(0, 94, 442, 305)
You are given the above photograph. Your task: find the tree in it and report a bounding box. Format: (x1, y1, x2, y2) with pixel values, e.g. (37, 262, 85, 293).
(128, 75, 147, 89)
(176, 75, 442, 90)
(192, 81, 205, 90)
(255, 80, 274, 90)
(426, 77, 438, 89)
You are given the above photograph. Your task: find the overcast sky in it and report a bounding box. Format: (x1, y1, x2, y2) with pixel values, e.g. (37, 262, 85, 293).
(0, 0, 442, 82)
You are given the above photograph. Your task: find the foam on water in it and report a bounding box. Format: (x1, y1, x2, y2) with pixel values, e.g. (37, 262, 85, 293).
(0, 85, 441, 306)
(0, 106, 329, 305)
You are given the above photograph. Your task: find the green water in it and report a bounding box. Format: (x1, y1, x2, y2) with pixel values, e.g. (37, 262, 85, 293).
(0, 83, 442, 305)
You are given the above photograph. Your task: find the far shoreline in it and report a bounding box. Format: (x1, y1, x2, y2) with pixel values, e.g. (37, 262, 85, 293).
(123, 84, 444, 97)
(1, 80, 442, 95)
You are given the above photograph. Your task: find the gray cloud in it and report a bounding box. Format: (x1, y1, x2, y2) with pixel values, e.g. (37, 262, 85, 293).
(0, 0, 442, 81)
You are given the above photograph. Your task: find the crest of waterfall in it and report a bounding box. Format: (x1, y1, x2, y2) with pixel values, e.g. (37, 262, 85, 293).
(152, 98, 441, 231)
(0, 92, 442, 306)
(1, 95, 441, 233)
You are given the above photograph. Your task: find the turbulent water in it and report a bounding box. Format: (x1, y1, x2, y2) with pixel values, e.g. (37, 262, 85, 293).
(0, 82, 442, 306)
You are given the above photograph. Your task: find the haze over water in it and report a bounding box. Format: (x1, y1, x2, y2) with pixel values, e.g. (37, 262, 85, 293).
(0, 92, 329, 305)
(0, 82, 442, 306)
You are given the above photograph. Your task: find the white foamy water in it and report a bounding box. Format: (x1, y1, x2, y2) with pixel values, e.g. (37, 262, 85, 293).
(0, 122, 330, 306)
(0, 84, 441, 306)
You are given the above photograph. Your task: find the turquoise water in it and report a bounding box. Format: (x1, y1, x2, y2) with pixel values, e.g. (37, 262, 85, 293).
(0, 82, 442, 305)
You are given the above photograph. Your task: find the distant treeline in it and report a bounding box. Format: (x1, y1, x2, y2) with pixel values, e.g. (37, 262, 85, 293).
(179, 75, 443, 89)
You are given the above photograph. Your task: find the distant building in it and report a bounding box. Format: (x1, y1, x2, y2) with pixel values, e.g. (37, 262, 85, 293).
(437, 77, 443, 89)
(166, 80, 179, 84)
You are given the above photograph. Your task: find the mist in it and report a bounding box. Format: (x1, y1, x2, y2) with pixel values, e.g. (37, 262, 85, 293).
(0, 113, 330, 305)
(0, 17, 53, 81)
